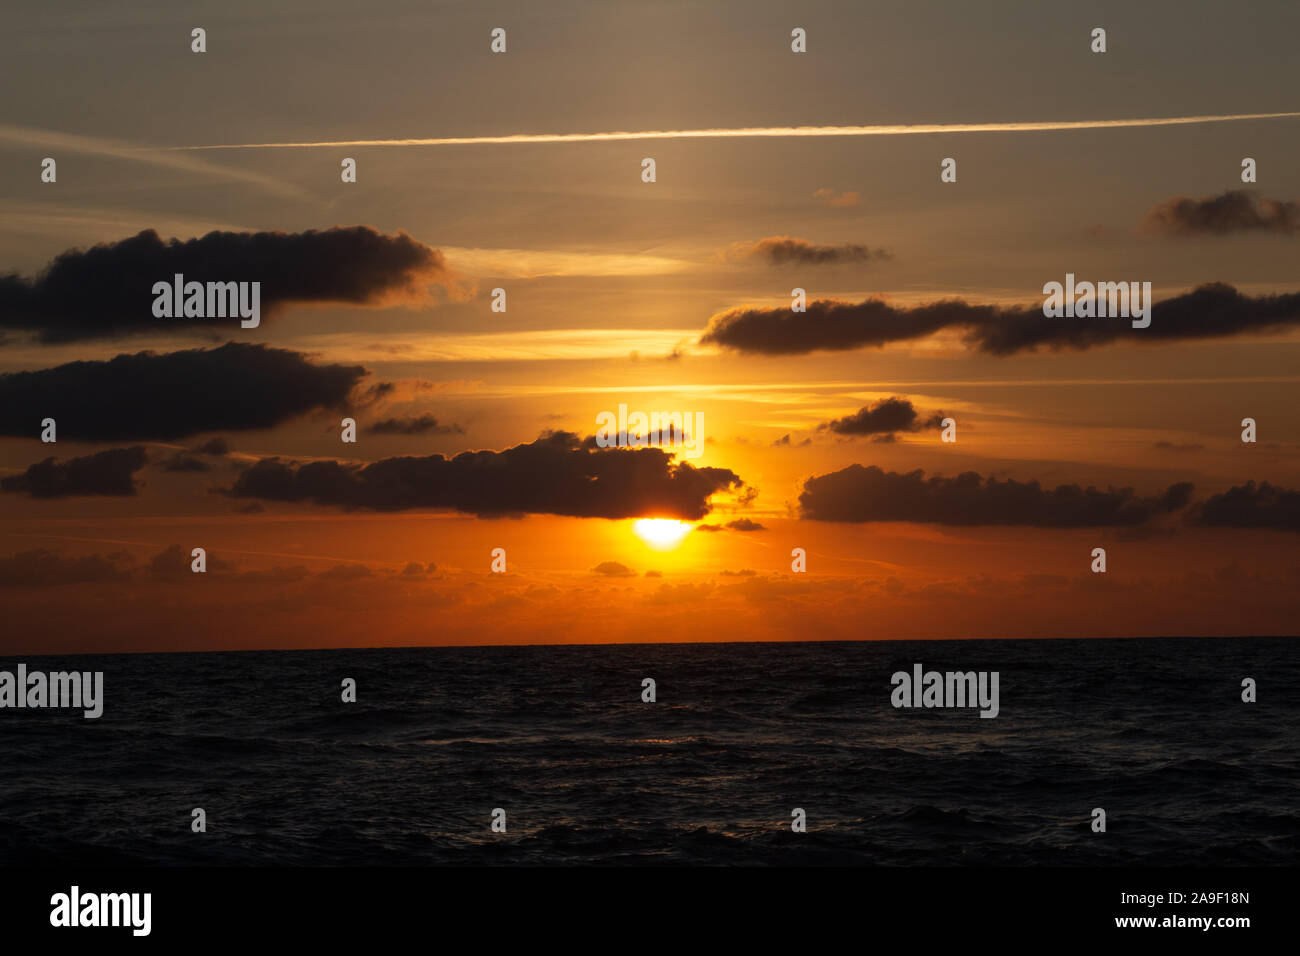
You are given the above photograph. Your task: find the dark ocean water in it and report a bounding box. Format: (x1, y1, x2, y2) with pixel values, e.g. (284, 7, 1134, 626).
(0, 638, 1296, 866)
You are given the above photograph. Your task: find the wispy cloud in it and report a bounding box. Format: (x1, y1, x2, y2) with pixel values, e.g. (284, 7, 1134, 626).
(294, 329, 695, 362)
(442, 247, 692, 278)
(0, 123, 309, 199)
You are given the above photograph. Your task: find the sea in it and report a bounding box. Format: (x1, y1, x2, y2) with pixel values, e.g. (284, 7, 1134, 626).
(1, 637, 1296, 866)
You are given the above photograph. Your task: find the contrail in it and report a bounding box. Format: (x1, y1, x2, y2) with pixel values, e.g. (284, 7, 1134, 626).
(170, 111, 1300, 151)
(0, 124, 309, 199)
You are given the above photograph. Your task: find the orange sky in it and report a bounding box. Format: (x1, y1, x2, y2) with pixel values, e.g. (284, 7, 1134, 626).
(1, 0, 1298, 653)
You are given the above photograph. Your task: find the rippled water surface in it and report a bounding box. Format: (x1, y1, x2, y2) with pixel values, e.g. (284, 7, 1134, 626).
(1, 638, 1295, 865)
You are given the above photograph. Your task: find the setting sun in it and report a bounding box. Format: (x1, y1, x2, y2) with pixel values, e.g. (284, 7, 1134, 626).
(632, 518, 693, 549)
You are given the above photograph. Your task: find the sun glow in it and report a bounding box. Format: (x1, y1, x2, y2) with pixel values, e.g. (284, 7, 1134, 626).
(632, 519, 693, 550)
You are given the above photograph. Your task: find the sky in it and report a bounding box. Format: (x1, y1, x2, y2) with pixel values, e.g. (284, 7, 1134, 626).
(1, 0, 1298, 654)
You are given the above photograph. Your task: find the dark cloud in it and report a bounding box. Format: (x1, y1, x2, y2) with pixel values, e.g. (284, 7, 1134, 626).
(1142, 191, 1300, 237)
(0, 227, 448, 343)
(0, 545, 416, 591)
(702, 297, 982, 355)
(0, 549, 133, 587)
(732, 236, 891, 266)
(0, 342, 365, 441)
(195, 437, 230, 456)
(820, 397, 943, 436)
(799, 464, 1194, 527)
(1194, 481, 1300, 532)
(592, 561, 636, 577)
(148, 544, 234, 578)
(157, 451, 210, 472)
(225, 431, 744, 520)
(369, 414, 465, 436)
(1, 446, 147, 498)
(700, 283, 1300, 356)
(355, 382, 397, 405)
(694, 518, 765, 532)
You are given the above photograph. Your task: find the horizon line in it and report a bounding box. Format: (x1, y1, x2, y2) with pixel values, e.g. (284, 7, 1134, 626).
(5, 634, 1290, 659)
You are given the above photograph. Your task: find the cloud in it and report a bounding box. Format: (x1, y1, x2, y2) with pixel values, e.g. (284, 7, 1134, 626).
(1142, 191, 1300, 236)
(0, 123, 306, 200)
(0, 227, 449, 343)
(0, 549, 133, 587)
(1194, 481, 1300, 532)
(727, 236, 889, 266)
(226, 431, 744, 520)
(1152, 441, 1205, 453)
(351, 378, 474, 410)
(812, 188, 860, 209)
(820, 397, 944, 437)
(148, 544, 234, 578)
(0, 446, 148, 498)
(157, 451, 210, 472)
(592, 561, 637, 577)
(195, 437, 231, 456)
(700, 283, 1300, 356)
(693, 518, 765, 532)
(368, 414, 465, 436)
(0, 343, 365, 440)
(798, 464, 1194, 526)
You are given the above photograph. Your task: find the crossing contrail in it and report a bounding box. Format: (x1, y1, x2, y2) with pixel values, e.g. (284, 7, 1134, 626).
(0, 123, 308, 199)
(169, 111, 1300, 151)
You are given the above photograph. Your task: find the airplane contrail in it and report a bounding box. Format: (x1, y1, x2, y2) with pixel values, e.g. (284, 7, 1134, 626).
(169, 111, 1300, 151)
(0, 123, 309, 199)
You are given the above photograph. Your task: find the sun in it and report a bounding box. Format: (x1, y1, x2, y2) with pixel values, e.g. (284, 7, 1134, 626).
(632, 518, 693, 550)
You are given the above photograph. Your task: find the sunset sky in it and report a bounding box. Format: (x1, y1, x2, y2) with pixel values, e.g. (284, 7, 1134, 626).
(1, 0, 1298, 653)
